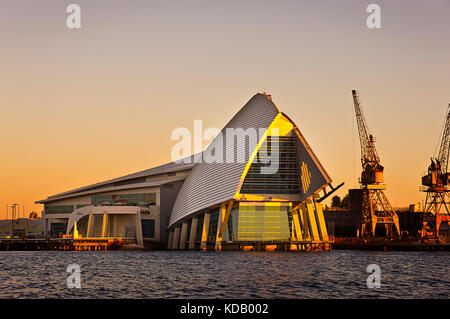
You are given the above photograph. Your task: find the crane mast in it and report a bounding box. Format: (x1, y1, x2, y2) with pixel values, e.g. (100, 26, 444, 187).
(352, 90, 400, 237)
(421, 104, 450, 238)
(352, 91, 380, 166)
(437, 105, 450, 173)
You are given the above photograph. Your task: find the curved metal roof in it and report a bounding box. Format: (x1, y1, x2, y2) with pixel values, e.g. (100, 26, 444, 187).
(169, 93, 280, 227)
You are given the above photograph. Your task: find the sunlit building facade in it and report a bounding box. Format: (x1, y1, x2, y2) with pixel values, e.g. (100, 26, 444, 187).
(36, 161, 194, 247)
(167, 93, 333, 251)
(37, 93, 334, 251)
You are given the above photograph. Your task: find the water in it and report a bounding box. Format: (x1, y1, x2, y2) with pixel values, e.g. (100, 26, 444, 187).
(0, 250, 448, 298)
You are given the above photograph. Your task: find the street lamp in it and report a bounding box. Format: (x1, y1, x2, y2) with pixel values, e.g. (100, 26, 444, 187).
(11, 203, 18, 237)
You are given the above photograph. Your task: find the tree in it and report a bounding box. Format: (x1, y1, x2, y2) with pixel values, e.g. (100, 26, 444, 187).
(340, 194, 349, 209)
(331, 195, 341, 208)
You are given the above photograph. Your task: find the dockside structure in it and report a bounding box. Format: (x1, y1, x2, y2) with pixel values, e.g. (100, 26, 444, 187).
(36, 93, 334, 251)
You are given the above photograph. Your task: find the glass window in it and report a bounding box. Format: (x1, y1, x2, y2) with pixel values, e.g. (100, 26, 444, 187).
(50, 223, 66, 236)
(45, 205, 74, 214)
(240, 136, 301, 195)
(235, 202, 292, 242)
(141, 219, 155, 238)
(207, 210, 219, 242)
(195, 215, 204, 242)
(91, 193, 156, 207)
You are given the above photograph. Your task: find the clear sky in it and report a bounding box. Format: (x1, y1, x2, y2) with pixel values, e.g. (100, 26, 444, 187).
(1, 0, 449, 218)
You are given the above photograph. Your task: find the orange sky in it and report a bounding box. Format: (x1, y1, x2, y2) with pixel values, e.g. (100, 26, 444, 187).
(1, 0, 449, 218)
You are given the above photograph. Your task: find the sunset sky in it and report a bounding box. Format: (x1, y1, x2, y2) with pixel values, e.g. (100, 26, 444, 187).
(1, 0, 449, 218)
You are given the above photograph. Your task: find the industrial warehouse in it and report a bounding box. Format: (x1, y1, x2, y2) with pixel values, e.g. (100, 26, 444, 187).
(35, 93, 339, 251)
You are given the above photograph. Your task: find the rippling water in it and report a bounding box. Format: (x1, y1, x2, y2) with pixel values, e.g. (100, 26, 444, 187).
(0, 250, 448, 298)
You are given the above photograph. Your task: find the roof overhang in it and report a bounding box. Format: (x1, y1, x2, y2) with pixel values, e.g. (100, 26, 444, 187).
(36, 175, 186, 204)
(45, 162, 195, 200)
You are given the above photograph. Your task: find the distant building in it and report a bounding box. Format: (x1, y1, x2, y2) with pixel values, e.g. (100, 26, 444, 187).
(0, 218, 43, 238)
(36, 160, 193, 247)
(409, 203, 421, 212)
(324, 190, 425, 238)
(36, 93, 334, 250)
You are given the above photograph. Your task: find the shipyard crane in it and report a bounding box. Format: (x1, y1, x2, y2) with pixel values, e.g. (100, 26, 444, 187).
(421, 104, 450, 238)
(352, 90, 400, 237)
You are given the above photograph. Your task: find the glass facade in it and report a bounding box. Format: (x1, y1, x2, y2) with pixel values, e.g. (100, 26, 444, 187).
(49, 223, 66, 236)
(45, 205, 74, 214)
(91, 193, 156, 206)
(235, 202, 292, 241)
(195, 215, 204, 242)
(207, 210, 220, 242)
(196, 203, 293, 242)
(240, 136, 301, 194)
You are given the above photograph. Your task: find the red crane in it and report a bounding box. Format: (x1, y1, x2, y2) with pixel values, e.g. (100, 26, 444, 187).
(421, 104, 450, 238)
(352, 90, 400, 237)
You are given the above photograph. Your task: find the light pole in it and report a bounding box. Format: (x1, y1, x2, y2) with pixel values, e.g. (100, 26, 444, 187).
(11, 203, 18, 237)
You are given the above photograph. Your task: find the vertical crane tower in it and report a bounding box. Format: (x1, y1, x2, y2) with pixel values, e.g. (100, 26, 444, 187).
(421, 104, 450, 238)
(352, 90, 400, 237)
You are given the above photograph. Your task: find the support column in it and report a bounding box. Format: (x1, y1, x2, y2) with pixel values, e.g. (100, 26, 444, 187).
(101, 213, 109, 238)
(135, 212, 143, 246)
(189, 217, 198, 250)
(113, 215, 118, 237)
(299, 205, 310, 241)
(179, 222, 189, 250)
(215, 204, 225, 251)
(87, 214, 95, 238)
(167, 230, 174, 250)
(313, 196, 329, 242)
(172, 225, 181, 250)
(215, 201, 234, 251)
(42, 213, 47, 236)
(305, 199, 321, 242)
(200, 212, 211, 251)
(73, 222, 79, 239)
(292, 209, 303, 241)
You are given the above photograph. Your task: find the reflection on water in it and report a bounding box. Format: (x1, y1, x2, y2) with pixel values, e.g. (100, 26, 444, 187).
(0, 250, 448, 298)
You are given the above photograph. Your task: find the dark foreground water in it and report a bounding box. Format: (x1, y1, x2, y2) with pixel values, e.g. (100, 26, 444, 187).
(0, 250, 448, 298)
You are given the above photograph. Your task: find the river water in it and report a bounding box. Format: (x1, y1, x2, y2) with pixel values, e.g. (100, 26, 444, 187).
(0, 250, 448, 298)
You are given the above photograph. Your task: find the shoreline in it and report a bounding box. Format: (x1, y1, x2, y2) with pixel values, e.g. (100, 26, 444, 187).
(1, 238, 449, 252)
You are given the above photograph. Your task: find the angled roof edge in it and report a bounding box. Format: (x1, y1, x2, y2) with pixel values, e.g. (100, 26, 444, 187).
(35, 175, 187, 204)
(234, 112, 332, 201)
(168, 93, 280, 227)
(282, 112, 332, 185)
(36, 155, 197, 204)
